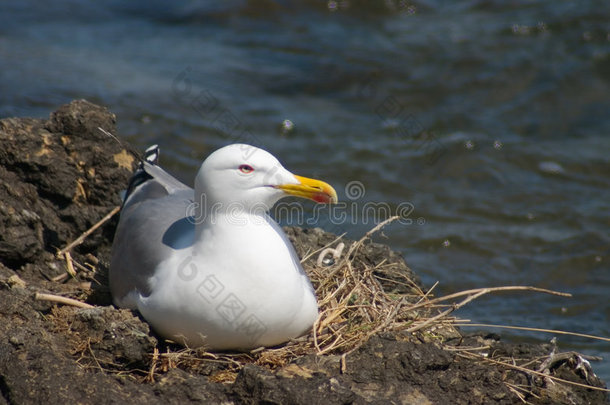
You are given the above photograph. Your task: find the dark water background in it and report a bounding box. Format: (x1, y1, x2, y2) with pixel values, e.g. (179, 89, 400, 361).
(1, 0, 609, 381)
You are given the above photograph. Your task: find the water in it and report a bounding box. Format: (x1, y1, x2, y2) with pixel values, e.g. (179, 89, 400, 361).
(1, 0, 609, 381)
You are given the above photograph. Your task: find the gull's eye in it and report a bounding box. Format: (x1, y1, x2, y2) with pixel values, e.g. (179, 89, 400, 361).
(239, 164, 254, 174)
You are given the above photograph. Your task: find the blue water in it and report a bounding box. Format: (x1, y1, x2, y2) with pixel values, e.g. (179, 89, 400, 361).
(2, 0, 609, 382)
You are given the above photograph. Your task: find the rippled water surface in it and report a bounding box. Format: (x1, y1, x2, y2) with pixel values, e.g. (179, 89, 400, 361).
(1, 0, 609, 380)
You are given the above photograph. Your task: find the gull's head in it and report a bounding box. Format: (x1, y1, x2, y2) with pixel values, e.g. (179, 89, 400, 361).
(195, 144, 338, 213)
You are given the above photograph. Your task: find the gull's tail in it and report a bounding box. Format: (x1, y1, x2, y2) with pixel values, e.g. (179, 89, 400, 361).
(143, 144, 160, 165)
(120, 145, 191, 209)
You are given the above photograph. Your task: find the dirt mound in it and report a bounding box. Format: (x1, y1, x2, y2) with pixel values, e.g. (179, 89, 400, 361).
(0, 100, 607, 404)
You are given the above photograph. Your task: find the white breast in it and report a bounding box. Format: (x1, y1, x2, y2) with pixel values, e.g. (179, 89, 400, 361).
(135, 212, 318, 350)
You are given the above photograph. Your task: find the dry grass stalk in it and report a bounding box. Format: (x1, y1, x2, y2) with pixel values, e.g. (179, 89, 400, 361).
(451, 323, 610, 343)
(64, 251, 77, 278)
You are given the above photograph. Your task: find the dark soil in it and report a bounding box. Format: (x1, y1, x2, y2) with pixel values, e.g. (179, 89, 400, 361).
(0, 100, 607, 404)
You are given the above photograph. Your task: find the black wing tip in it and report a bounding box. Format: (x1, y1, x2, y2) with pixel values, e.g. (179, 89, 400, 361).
(121, 145, 160, 206)
(144, 144, 160, 165)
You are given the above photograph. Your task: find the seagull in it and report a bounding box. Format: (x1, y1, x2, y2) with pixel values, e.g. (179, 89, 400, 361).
(109, 144, 337, 350)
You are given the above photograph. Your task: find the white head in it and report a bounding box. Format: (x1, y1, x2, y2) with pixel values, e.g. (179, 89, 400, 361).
(194, 144, 337, 216)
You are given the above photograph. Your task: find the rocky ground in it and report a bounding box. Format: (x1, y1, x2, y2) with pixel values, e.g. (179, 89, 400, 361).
(0, 100, 607, 404)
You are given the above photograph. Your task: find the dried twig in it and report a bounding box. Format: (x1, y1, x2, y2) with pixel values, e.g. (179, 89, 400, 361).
(300, 233, 347, 264)
(405, 286, 571, 315)
(34, 292, 94, 309)
(406, 289, 488, 333)
(316, 242, 345, 267)
(451, 323, 610, 343)
(58, 205, 120, 256)
(148, 347, 159, 383)
(64, 251, 77, 277)
(51, 272, 69, 283)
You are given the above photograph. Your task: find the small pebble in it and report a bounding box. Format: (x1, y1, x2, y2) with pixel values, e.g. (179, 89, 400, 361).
(85, 253, 99, 265)
(538, 161, 564, 174)
(9, 336, 23, 346)
(7, 274, 26, 289)
(381, 119, 400, 130)
(281, 119, 294, 133)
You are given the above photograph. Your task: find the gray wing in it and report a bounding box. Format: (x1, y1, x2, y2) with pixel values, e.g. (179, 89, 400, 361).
(109, 146, 195, 308)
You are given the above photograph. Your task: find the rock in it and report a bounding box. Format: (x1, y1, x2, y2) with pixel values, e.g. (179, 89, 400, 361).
(70, 306, 157, 369)
(0, 285, 155, 404)
(0, 100, 607, 404)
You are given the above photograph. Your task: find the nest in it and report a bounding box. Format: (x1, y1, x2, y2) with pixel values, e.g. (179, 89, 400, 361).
(144, 217, 457, 381)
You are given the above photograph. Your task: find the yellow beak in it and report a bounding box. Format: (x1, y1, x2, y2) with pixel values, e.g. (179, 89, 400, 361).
(276, 175, 338, 204)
